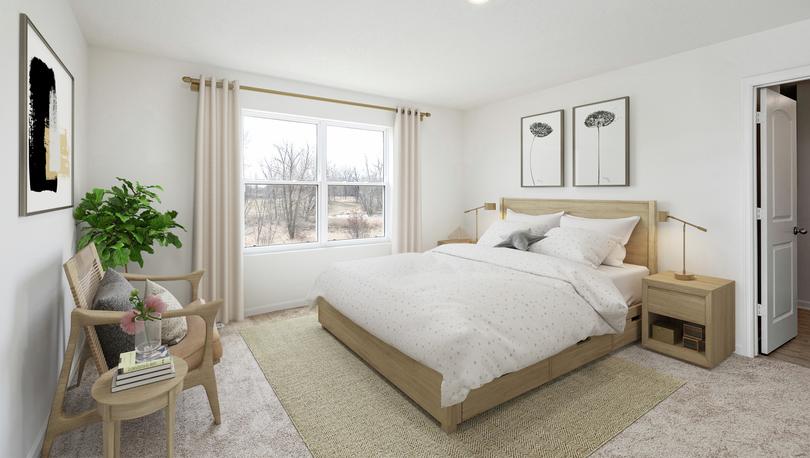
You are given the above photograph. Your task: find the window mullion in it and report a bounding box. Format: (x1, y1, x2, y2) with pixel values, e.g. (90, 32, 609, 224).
(318, 120, 328, 246)
(385, 127, 392, 240)
(244, 180, 318, 186)
(324, 181, 385, 186)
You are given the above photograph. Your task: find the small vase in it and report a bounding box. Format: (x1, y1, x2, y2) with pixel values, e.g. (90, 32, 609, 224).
(134, 315, 162, 360)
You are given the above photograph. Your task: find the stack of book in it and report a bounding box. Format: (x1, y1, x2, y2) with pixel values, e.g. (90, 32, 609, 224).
(112, 346, 176, 392)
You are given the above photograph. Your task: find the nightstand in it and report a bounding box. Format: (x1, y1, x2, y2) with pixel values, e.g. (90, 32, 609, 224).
(437, 238, 474, 245)
(642, 272, 735, 368)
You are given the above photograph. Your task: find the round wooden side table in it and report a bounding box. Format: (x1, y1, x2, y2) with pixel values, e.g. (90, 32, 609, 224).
(91, 356, 188, 458)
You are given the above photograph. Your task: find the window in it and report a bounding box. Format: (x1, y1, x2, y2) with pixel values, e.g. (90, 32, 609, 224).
(243, 111, 389, 250)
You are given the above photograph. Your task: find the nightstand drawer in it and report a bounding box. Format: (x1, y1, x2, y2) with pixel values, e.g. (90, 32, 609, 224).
(646, 287, 705, 324)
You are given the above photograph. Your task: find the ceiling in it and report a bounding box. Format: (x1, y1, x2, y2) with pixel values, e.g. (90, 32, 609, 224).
(69, 0, 810, 109)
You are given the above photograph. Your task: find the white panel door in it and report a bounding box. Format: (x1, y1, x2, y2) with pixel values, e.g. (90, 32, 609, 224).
(760, 87, 799, 354)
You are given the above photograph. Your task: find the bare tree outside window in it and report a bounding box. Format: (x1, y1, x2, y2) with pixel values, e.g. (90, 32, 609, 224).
(346, 211, 371, 239)
(243, 115, 387, 248)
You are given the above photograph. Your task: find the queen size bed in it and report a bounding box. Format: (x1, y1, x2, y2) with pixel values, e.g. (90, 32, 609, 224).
(311, 198, 657, 433)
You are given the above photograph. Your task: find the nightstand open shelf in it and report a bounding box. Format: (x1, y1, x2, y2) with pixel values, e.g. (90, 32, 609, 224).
(645, 311, 709, 365)
(642, 272, 735, 368)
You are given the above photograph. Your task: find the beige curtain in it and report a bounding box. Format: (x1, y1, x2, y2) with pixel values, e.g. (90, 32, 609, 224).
(193, 76, 244, 323)
(393, 108, 422, 253)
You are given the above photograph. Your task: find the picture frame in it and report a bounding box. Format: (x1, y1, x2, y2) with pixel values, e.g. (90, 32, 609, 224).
(19, 13, 75, 216)
(520, 109, 563, 187)
(573, 96, 629, 187)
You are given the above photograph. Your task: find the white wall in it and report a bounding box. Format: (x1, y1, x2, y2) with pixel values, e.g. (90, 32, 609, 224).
(0, 1, 87, 456)
(798, 81, 810, 308)
(461, 19, 810, 356)
(85, 47, 464, 313)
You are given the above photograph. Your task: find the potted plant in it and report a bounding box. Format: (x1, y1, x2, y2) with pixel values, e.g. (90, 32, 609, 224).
(74, 177, 185, 271)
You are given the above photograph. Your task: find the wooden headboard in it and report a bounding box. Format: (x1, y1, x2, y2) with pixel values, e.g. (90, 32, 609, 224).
(500, 198, 658, 273)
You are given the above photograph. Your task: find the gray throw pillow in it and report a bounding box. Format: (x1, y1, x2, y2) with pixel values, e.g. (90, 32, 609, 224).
(495, 230, 546, 251)
(92, 269, 134, 368)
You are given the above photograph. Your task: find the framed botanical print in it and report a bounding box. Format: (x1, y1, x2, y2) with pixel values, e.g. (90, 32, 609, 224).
(19, 14, 75, 216)
(573, 96, 629, 186)
(521, 109, 563, 187)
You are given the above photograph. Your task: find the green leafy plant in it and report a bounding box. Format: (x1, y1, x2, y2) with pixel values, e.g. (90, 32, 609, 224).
(74, 177, 186, 270)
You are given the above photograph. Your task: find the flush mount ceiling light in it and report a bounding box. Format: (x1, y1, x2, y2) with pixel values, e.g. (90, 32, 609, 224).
(468, 0, 490, 4)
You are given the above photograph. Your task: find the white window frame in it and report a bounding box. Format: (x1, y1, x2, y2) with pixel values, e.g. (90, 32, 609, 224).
(242, 109, 392, 254)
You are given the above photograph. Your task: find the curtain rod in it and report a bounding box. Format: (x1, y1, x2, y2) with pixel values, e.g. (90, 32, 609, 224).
(181, 76, 431, 120)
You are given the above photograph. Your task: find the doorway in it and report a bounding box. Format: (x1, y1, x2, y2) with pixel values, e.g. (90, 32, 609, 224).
(756, 80, 810, 364)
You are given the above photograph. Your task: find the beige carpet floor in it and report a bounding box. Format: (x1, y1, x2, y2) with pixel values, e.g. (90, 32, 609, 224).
(50, 332, 311, 457)
(241, 316, 684, 457)
(51, 308, 810, 457)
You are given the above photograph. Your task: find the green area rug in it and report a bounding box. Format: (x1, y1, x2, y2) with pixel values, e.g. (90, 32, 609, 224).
(242, 315, 684, 457)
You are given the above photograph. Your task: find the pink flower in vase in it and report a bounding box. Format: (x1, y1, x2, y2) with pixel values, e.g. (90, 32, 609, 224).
(120, 310, 144, 335)
(145, 295, 168, 316)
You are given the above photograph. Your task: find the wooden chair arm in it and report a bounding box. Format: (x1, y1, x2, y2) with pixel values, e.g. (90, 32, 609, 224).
(167, 300, 223, 379)
(122, 270, 205, 302)
(72, 308, 127, 327)
(72, 300, 222, 326)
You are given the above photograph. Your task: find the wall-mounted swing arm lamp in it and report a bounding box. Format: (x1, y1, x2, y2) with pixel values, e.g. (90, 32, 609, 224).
(657, 211, 707, 281)
(465, 202, 497, 242)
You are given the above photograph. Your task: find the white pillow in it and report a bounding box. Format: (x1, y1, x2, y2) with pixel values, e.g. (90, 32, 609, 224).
(559, 214, 640, 266)
(529, 227, 619, 268)
(145, 279, 188, 345)
(477, 220, 551, 247)
(604, 244, 627, 267)
(505, 209, 564, 228)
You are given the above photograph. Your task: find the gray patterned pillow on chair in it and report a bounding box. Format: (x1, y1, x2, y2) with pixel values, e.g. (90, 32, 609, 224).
(92, 269, 134, 368)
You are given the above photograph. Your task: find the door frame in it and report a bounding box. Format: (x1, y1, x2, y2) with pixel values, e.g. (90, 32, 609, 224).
(741, 64, 810, 357)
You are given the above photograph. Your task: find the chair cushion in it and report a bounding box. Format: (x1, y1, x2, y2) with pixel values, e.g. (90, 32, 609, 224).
(169, 313, 222, 370)
(92, 269, 135, 369)
(145, 279, 188, 345)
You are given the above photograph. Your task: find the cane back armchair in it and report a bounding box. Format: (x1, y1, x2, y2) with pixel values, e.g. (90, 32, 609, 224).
(41, 243, 223, 457)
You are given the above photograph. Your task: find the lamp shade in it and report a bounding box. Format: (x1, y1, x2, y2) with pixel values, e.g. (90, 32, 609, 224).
(484, 202, 496, 211)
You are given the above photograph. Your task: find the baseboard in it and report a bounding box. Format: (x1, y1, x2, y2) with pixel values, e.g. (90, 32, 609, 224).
(798, 300, 810, 310)
(26, 417, 48, 458)
(245, 298, 310, 317)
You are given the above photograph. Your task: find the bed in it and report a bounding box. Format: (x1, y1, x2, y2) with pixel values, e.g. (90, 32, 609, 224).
(313, 198, 657, 433)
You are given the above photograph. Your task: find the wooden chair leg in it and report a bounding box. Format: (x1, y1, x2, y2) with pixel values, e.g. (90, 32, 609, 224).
(40, 434, 54, 458)
(202, 370, 221, 425)
(42, 313, 102, 457)
(69, 344, 91, 390)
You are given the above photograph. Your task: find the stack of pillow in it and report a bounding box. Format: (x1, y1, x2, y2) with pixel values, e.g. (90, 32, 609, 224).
(476, 209, 640, 268)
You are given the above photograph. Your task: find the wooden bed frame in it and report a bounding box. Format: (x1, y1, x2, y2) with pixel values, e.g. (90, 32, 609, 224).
(317, 198, 657, 433)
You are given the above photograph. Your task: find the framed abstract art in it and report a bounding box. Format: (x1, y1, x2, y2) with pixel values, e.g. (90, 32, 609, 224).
(520, 109, 563, 187)
(19, 14, 74, 216)
(573, 96, 629, 187)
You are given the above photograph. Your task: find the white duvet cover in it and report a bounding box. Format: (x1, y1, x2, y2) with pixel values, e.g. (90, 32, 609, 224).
(309, 244, 628, 406)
